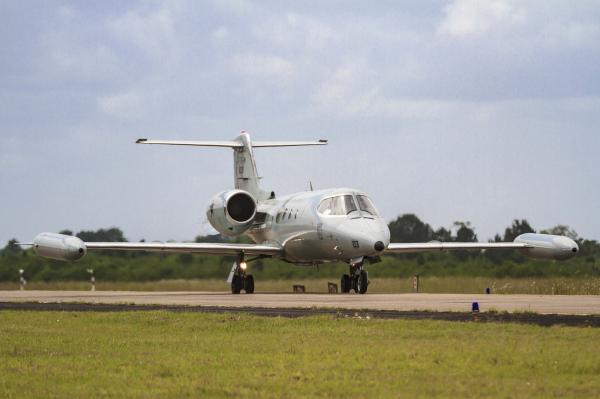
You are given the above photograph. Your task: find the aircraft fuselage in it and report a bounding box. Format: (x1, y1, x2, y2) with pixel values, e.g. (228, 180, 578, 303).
(245, 187, 390, 265)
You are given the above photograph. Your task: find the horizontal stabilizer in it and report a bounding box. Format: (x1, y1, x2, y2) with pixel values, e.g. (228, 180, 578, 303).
(136, 139, 243, 148)
(135, 138, 327, 148)
(253, 140, 328, 147)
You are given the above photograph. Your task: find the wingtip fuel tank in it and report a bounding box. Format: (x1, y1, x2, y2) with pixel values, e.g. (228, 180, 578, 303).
(33, 233, 87, 262)
(514, 233, 579, 261)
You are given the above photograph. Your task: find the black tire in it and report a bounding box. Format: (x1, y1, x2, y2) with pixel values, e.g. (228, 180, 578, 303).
(231, 275, 242, 294)
(244, 275, 255, 294)
(357, 271, 368, 294)
(341, 274, 351, 293)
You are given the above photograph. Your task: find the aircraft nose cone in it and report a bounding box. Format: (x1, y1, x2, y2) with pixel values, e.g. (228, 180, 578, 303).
(374, 241, 385, 252)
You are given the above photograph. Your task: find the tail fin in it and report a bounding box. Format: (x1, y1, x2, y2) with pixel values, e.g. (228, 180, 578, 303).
(136, 132, 327, 201)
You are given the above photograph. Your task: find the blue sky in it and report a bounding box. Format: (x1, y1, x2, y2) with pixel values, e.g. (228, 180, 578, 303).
(1, 0, 599, 244)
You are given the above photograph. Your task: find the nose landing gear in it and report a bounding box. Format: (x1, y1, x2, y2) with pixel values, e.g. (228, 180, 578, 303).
(341, 258, 368, 294)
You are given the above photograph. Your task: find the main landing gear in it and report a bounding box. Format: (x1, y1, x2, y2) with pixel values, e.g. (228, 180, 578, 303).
(229, 254, 254, 294)
(340, 259, 368, 294)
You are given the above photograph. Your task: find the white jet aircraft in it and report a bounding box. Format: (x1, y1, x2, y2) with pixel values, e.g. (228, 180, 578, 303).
(30, 132, 579, 294)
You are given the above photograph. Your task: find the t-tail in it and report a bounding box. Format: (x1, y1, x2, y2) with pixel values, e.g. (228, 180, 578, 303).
(136, 132, 327, 201)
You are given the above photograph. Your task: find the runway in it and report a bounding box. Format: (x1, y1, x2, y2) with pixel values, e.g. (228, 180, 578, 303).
(1, 291, 599, 315)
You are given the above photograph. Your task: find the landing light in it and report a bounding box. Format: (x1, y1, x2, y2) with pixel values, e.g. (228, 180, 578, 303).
(240, 261, 247, 271)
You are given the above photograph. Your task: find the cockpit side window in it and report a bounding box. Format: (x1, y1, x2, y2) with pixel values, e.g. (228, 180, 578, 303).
(357, 195, 379, 217)
(317, 198, 332, 215)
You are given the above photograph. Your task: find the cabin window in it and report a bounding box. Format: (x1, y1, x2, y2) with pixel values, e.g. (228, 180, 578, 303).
(357, 195, 379, 216)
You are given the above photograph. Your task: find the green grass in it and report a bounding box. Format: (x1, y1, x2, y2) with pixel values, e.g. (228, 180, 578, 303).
(2, 276, 600, 295)
(1, 311, 600, 398)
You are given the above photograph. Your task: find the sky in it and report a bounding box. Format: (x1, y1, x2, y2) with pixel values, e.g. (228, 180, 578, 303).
(1, 0, 599, 244)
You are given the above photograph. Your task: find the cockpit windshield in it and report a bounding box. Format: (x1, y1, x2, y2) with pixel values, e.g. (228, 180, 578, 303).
(318, 195, 358, 216)
(356, 195, 379, 217)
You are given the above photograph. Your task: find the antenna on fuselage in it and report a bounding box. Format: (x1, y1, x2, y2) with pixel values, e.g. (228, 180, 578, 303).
(309, 181, 314, 191)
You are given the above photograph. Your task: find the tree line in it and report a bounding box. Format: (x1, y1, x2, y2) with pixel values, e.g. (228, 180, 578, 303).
(1, 215, 599, 282)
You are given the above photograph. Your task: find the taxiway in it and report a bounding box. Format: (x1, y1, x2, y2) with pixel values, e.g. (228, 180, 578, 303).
(1, 291, 599, 315)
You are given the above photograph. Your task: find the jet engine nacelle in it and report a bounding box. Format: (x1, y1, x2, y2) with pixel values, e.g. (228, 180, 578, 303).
(33, 232, 87, 262)
(206, 189, 257, 237)
(514, 233, 579, 261)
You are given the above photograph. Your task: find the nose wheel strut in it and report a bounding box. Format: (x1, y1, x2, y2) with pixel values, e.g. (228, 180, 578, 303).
(341, 260, 368, 294)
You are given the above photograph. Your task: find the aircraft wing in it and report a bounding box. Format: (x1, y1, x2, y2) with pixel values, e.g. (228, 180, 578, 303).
(85, 242, 283, 256)
(30, 233, 283, 262)
(385, 242, 528, 254)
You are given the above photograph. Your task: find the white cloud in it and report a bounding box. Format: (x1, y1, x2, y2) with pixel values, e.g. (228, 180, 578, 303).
(57, 5, 77, 20)
(212, 26, 229, 41)
(40, 38, 120, 81)
(253, 13, 341, 51)
(312, 59, 379, 117)
(97, 91, 144, 119)
(108, 7, 179, 62)
(438, 0, 526, 36)
(311, 59, 483, 120)
(231, 53, 295, 81)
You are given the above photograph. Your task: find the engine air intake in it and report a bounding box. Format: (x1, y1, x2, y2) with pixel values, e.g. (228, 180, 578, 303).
(227, 192, 256, 222)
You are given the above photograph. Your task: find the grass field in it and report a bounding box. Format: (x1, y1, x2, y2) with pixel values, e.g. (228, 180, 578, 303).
(1, 311, 599, 398)
(2, 276, 600, 295)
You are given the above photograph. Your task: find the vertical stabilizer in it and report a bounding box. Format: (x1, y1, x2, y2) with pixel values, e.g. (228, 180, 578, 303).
(232, 132, 270, 201)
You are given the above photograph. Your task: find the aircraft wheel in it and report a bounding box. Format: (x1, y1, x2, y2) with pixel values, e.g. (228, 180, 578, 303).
(231, 275, 243, 294)
(244, 275, 255, 294)
(341, 274, 351, 293)
(357, 271, 368, 294)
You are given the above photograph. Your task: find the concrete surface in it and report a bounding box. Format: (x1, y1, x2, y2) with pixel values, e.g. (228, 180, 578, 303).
(1, 291, 599, 315)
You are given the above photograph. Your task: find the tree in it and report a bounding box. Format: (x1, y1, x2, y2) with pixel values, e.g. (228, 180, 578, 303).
(485, 219, 536, 264)
(503, 219, 535, 242)
(577, 239, 600, 258)
(76, 227, 127, 242)
(195, 234, 228, 243)
(4, 238, 22, 254)
(452, 221, 477, 260)
(541, 225, 578, 240)
(59, 229, 73, 236)
(453, 221, 477, 242)
(388, 214, 434, 243)
(432, 227, 452, 242)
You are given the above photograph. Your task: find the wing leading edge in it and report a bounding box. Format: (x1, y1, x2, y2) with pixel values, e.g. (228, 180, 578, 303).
(385, 242, 528, 254)
(85, 242, 283, 257)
